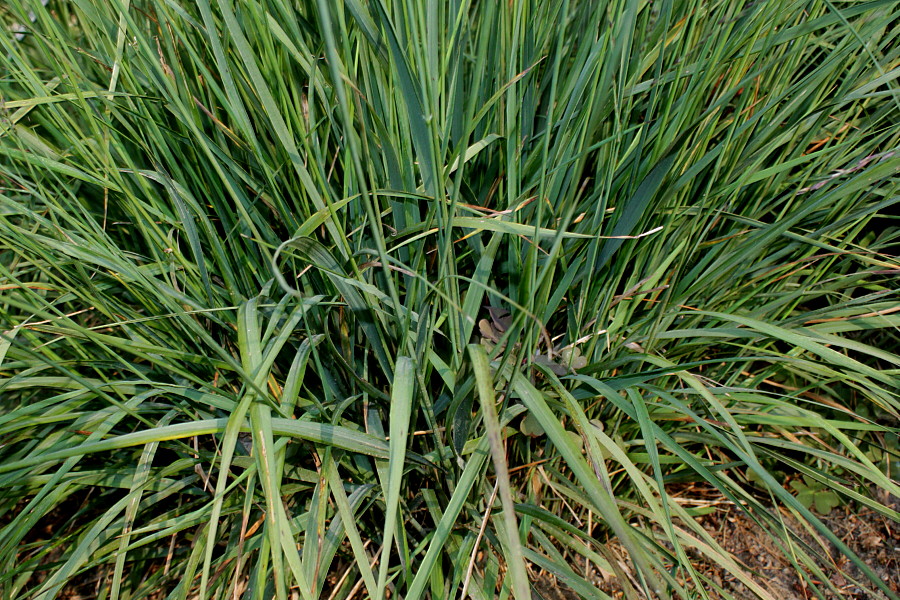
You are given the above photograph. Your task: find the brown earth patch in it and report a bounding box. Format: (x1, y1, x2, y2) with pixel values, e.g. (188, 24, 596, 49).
(531, 486, 900, 599)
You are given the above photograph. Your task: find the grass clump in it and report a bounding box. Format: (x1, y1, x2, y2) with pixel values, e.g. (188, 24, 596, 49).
(1, 0, 898, 599)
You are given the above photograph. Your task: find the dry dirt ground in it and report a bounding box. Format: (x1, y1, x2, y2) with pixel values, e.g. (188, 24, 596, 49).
(685, 493, 899, 599)
(536, 487, 899, 600)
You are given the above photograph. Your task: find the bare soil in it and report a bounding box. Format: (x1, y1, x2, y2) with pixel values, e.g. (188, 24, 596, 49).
(534, 487, 899, 600)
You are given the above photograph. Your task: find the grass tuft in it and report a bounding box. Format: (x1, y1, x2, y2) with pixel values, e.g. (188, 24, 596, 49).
(1, 0, 898, 599)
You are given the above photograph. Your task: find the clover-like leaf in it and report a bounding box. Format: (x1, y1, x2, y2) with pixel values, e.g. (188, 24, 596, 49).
(559, 346, 587, 371)
(814, 491, 840, 515)
(520, 412, 546, 437)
